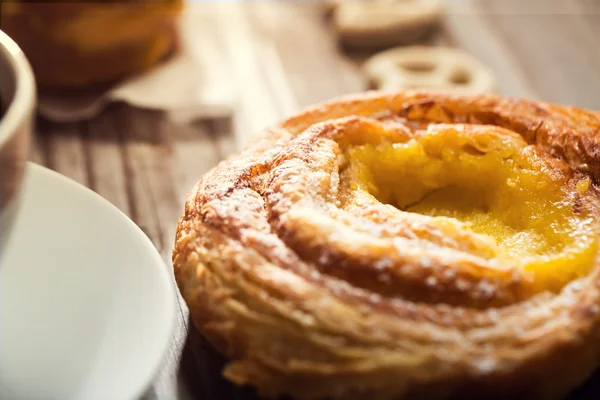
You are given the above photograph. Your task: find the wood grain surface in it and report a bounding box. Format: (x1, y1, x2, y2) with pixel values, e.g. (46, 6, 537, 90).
(30, 1, 600, 399)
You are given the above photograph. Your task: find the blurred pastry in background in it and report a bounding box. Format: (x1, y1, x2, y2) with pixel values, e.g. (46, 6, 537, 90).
(0, 0, 183, 90)
(332, 0, 444, 49)
(364, 46, 497, 94)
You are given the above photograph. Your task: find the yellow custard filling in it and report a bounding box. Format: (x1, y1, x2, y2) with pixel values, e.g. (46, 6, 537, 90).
(346, 126, 597, 293)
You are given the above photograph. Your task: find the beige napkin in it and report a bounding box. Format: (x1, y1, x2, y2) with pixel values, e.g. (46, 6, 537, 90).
(37, 3, 234, 123)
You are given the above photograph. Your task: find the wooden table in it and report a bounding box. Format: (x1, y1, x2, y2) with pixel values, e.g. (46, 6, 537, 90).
(30, 1, 600, 399)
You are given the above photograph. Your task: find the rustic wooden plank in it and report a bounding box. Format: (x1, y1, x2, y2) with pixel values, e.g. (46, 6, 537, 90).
(570, 0, 600, 43)
(29, 139, 45, 166)
(208, 116, 237, 157)
(443, 0, 540, 99)
(42, 120, 89, 186)
(248, 1, 364, 109)
(84, 105, 131, 215)
(480, 0, 600, 108)
(203, 3, 287, 146)
(171, 120, 221, 203)
(29, 138, 46, 166)
(559, 1, 600, 106)
(116, 107, 172, 252)
(31, 119, 50, 167)
(259, 41, 300, 119)
(575, 0, 600, 14)
(169, 2, 235, 124)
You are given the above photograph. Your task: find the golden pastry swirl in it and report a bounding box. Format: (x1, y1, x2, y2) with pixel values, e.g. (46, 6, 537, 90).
(173, 91, 600, 400)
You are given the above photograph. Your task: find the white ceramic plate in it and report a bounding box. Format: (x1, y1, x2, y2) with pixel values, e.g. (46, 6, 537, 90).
(0, 163, 176, 400)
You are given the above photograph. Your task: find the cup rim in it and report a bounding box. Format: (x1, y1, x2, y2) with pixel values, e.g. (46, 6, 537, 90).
(0, 30, 36, 148)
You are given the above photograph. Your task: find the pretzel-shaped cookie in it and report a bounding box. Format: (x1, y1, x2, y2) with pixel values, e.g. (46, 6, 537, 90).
(364, 46, 497, 94)
(333, 0, 444, 48)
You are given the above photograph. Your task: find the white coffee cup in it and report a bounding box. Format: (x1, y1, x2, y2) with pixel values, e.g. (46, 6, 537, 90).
(0, 30, 36, 259)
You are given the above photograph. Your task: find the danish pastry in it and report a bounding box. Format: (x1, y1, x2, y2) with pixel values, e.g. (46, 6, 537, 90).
(173, 91, 600, 400)
(0, 0, 182, 89)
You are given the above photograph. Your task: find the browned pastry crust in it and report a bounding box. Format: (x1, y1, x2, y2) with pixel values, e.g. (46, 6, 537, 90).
(173, 91, 600, 400)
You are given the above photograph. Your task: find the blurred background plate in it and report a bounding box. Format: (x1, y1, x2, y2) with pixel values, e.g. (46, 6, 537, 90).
(0, 163, 176, 400)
